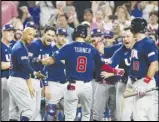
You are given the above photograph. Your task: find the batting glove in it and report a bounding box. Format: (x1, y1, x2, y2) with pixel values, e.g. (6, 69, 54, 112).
(114, 68, 125, 76)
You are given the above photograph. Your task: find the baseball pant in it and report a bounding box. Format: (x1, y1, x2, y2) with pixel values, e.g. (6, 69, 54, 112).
(90, 79, 98, 121)
(46, 81, 68, 104)
(150, 90, 158, 121)
(64, 81, 92, 121)
(120, 83, 134, 121)
(30, 78, 42, 121)
(1, 78, 9, 121)
(127, 77, 156, 121)
(115, 81, 126, 121)
(93, 82, 116, 121)
(7, 77, 34, 120)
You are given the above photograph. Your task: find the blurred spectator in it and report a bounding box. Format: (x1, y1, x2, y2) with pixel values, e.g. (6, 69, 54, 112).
(113, 1, 129, 14)
(66, 1, 75, 6)
(2, 1, 18, 27)
(115, 6, 131, 31)
(47, 1, 66, 27)
(91, 1, 114, 17)
(147, 11, 158, 32)
(56, 14, 74, 43)
(130, 1, 143, 17)
(83, 8, 98, 30)
(139, 1, 158, 22)
(64, 6, 79, 28)
(39, 1, 56, 27)
(56, 1, 66, 15)
(92, 1, 114, 23)
(93, 10, 105, 32)
(27, 1, 40, 29)
(74, 1, 91, 23)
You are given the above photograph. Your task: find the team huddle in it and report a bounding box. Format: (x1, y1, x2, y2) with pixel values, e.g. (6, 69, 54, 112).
(1, 17, 158, 121)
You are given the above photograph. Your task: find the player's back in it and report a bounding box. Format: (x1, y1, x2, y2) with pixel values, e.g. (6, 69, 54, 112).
(54, 41, 101, 82)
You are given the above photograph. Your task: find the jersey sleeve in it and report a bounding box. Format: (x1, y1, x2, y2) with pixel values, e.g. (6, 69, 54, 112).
(110, 48, 122, 68)
(144, 41, 158, 63)
(52, 45, 69, 62)
(17, 48, 34, 74)
(27, 43, 39, 61)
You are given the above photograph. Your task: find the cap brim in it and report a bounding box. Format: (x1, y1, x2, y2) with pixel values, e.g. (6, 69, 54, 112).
(4, 28, 16, 31)
(104, 35, 113, 38)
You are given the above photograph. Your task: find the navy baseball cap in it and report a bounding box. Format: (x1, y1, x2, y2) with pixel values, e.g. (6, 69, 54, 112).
(56, 28, 68, 36)
(103, 31, 114, 38)
(2, 24, 15, 31)
(25, 21, 36, 29)
(91, 28, 102, 37)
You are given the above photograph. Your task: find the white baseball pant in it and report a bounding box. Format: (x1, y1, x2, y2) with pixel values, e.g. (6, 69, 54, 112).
(1, 77, 10, 121)
(93, 82, 116, 121)
(30, 78, 42, 121)
(64, 80, 92, 121)
(115, 81, 126, 121)
(120, 81, 134, 121)
(46, 81, 68, 104)
(127, 77, 156, 121)
(7, 77, 35, 120)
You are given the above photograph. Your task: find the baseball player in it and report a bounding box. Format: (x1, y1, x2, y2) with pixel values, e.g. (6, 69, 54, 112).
(92, 30, 123, 121)
(102, 29, 135, 121)
(40, 24, 125, 121)
(89, 28, 103, 121)
(27, 26, 57, 121)
(7, 27, 45, 121)
(1, 24, 15, 121)
(43, 28, 68, 121)
(127, 17, 158, 121)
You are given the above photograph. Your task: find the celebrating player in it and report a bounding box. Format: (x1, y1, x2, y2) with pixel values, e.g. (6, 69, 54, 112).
(43, 28, 68, 121)
(1, 24, 15, 121)
(128, 17, 158, 121)
(7, 27, 45, 121)
(27, 26, 56, 120)
(39, 24, 125, 121)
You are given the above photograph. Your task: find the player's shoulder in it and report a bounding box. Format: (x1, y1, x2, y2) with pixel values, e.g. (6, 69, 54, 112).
(12, 41, 26, 53)
(52, 45, 59, 52)
(143, 37, 156, 47)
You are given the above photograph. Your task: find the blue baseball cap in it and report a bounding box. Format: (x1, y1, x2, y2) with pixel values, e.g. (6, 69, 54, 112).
(103, 31, 114, 38)
(90, 28, 102, 37)
(56, 28, 68, 36)
(25, 21, 36, 29)
(2, 24, 15, 31)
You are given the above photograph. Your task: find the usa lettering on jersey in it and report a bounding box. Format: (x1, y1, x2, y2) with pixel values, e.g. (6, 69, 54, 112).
(131, 49, 138, 59)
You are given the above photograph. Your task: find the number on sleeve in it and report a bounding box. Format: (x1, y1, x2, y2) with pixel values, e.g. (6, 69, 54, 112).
(76, 56, 87, 72)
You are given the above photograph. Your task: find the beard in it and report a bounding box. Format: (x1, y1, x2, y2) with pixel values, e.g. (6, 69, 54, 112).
(14, 33, 22, 41)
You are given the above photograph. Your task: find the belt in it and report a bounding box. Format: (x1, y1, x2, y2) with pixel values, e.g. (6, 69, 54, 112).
(56, 81, 67, 84)
(99, 79, 116, 85)
(69, 80, 90, 84)
(130, 77, 142, 82)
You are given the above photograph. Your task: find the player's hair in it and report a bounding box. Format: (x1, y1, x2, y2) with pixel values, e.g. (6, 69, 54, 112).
(43, 26, 56, 34)
(56, 13, 68, 21)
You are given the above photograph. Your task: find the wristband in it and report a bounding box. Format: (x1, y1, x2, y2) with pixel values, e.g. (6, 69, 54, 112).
(144, 76, 151, 84)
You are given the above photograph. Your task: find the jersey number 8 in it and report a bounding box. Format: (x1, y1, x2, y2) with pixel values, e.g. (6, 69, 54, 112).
(76, 56, 87, 73)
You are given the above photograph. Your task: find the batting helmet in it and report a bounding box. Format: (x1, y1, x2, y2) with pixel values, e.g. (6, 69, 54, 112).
(130, 17, 147, 33)
(72, 24, 87, 40)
